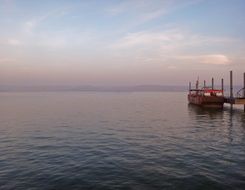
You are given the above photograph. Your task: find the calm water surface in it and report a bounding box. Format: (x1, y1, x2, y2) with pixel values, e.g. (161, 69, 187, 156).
(0, 92, 244, 190)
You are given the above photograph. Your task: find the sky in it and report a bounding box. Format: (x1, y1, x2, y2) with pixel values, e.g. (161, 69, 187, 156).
(0, 0, 245, 86)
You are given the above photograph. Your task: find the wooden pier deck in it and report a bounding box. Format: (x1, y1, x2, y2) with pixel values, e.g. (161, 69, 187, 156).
(225, 71, 245, 111)
(224, 97, 245, 104)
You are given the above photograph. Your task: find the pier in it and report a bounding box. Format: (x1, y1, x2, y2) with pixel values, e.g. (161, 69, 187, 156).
(224, 71, 245, 111)
(188, 71, 245, 112)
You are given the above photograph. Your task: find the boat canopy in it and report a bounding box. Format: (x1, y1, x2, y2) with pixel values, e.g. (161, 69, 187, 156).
(189, 87, 223, 93)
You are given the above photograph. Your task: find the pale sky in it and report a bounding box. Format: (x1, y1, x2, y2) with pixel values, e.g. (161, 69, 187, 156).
(0, 0, 245, 86)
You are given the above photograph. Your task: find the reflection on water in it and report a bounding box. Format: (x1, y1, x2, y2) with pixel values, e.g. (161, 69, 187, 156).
(0, 92, 244, 190)
(188, 103, 224, 120)
(188, 103, 245, 143)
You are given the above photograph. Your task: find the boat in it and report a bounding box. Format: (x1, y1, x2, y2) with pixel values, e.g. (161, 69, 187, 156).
(188, 80, 224, 108)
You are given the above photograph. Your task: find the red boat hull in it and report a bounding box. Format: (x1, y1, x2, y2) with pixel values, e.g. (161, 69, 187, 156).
(188, 94, 224, 108)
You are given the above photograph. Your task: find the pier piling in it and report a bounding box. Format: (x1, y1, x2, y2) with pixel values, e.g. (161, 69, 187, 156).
(212, 78, 214, 90)
(244, 73, 245, 112)
(221, 78, 224, 95)
(230, 71, 233, 110)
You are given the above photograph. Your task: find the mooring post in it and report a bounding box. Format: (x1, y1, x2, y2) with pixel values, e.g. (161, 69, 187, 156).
(230, 70, 233, 110)
(221, 78, 224, 95)
(243, 72, 245, 112)
(212, 78, 214, 90)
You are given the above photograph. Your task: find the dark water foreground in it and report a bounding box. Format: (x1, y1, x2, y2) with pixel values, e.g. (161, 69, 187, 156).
(0, 92, 244, 190)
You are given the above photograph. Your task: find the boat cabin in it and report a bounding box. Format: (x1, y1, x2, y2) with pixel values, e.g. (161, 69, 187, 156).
(189, 88, 223, 97)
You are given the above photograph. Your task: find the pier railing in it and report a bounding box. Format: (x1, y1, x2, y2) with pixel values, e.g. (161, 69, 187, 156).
(224, 71, 245, 108)
(236, 87, 245, 98)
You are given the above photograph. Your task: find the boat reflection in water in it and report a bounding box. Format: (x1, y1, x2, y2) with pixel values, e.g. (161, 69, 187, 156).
(188, 103, 245, 143)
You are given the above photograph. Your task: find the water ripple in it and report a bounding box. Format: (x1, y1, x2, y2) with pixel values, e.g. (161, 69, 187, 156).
(0, 92, 244, 189)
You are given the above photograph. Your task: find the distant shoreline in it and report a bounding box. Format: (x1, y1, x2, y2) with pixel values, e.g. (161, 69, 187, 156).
(0, 85, 242, 93)
(0, 85, 187, 92)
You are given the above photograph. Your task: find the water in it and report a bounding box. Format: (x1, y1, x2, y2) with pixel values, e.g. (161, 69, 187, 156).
(0, 92, 244, 190)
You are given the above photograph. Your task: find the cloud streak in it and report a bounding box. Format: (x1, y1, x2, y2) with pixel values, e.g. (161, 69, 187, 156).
(110, 29, 235, 65)
(112, 30, 234, 49)
(23, 8, 72, 34)
(105, 0, 204, 29)
(176, 54, 231, 65)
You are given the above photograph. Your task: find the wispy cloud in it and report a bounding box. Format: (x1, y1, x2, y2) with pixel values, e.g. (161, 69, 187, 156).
(23, 6, 73, 34)
(105, 0, 203, 28)
(23, 15, 51, 34)
(8, 6, 79, 49)
(112, 30, 184, 49)
(106, 0, 149, 15)
(111, 29, 234, 51)
(176, 54, 231, 65)
(105, 0, 169, 26)
(109, 29, 235, 66)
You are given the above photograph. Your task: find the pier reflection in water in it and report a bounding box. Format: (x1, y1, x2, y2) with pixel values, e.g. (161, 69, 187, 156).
(188, 104, 245, 142)
(187, 104, 245, 189)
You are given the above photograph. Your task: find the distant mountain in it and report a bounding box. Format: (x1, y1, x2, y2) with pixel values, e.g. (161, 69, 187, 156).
(0, 85, 187, 92)
(0, 85, 242, 93)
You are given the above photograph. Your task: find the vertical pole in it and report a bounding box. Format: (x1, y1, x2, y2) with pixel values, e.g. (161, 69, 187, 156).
(212, 78, 214, 90)
(189, 82, 191, 91)
(230, 70, 233, 110)
(243, 73, 245, 112)
(230, 71, 233, 98)
(204, 80, 206, 88)
(221, 78, 224, 95)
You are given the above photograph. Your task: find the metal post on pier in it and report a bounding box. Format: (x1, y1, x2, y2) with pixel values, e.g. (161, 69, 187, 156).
(204, 80, 206, 88)
(221, 78, 224, 95)
(230, 71, 233, 110)
(189, 82, 191, 92)
(212, 78, 214, 90)
(243, 73, 245, 112)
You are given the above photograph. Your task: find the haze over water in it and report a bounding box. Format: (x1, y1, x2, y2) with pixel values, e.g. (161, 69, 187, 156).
(0, 92, 244, 190)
